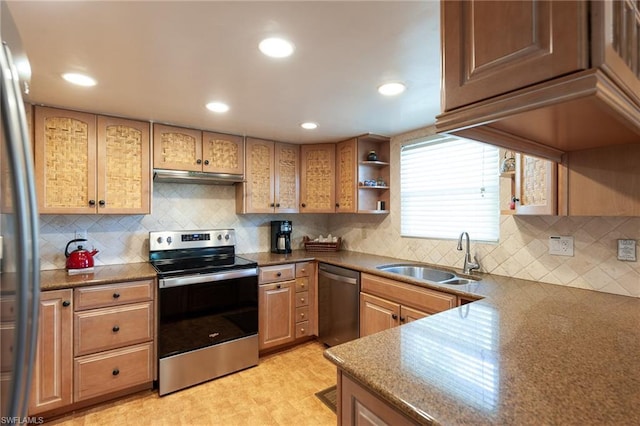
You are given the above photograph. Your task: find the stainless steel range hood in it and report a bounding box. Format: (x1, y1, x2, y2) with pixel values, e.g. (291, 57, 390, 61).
(153, 169, 244, 185)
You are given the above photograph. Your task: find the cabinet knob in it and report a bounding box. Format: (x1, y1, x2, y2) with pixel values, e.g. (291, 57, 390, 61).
(300, 298, 305, 303)
(98, 200, 106, 207)
(113, 293, 120, 299)
(88, 200, 96, 206)
(112, 369, 120, 376)
(300, 312, 305, 318)
(300, 328, 305, 333)
(391, 314, 398, 320)
(275, 203, 280, 207)
(112, 325, 120, 332)
(276, 284, 281, 289)
(204, 160, 210, 165)
(400, 316, 406, 323)
(62, 300, 71, 307)
(270, 203, 275, 207)
(276, 272, 282, 277)
(196, 159, 202, 165)
(335, 203, 340, 208)
(301, 203, 306, 208)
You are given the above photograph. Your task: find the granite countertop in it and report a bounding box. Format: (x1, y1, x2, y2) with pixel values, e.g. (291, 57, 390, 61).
(39, 262, 158, 291)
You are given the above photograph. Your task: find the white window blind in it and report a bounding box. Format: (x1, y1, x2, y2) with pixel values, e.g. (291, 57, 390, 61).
(400, 135, 499, 241)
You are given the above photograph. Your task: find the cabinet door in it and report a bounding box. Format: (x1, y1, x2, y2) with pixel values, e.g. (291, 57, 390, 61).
(29, 289, 73, 415)
(258, 281, 295, 350)
(243, 138, 275, 213)
(97, 116, 150, 214)
(274, 142, 299, 213)
(34, 106, 97, 214)
(515, 153, 557, 215)
(359, 293, 399, 338)
(300, 144, 336, 213)
(152, 124, 202, 172)
(441, 0, 588, 111)
(201, 131, 244, 175)
(400, 305, 430, 325)
(335, 138, 358, 213)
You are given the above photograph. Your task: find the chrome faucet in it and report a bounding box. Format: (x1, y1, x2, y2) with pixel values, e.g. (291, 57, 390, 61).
(457, 232, 480, 274)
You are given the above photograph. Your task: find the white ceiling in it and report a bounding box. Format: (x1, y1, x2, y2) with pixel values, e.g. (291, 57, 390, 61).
(7, 1, 441, 144)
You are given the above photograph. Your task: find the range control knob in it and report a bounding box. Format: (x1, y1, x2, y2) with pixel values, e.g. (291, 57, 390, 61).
(217, 234, 223, 241)
(156, 237, 163, 244)
(166, 236, 172, 245)
(224, 234, 230, 240)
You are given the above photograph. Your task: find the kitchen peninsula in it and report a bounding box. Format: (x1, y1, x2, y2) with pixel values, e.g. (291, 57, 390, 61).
(242, 250, 640, 425)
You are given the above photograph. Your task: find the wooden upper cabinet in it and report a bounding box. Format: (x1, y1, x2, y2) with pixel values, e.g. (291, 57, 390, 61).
(299, 144, 336, 213)
(152, 124, 202, 172)
(274, 142, 300, 213)
(35, 107, 97, 214)
(34, 107, 151, 215)
(201, 131, 244, 175)
(442, 0, 588, 111)
(335, 138, 358, 213)
(514, 153, 557, 215)
(437, 0, 640, 159)
(97, 116, 150, 214)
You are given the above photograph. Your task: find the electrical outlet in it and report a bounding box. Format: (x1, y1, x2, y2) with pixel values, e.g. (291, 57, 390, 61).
(75, 230, 88, 241)
(549, 236, 574, 256)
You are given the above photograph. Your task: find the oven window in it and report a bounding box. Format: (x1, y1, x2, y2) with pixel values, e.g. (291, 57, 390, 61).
(159, 275, 258, 358)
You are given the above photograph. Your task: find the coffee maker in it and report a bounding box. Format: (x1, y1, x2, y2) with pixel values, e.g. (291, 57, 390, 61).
(271, 220, 292, 254)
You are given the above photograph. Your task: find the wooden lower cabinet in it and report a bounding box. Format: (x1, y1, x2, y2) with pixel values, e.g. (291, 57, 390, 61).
(339, 371, 417, 426)
(29, 289, 74, 415)
(359, 273, 456, 338)
(29, 279, 155, 417)
(259, 280, 296, 350)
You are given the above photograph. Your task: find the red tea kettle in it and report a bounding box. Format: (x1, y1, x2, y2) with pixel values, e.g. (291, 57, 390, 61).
(65, 238, 99, 270)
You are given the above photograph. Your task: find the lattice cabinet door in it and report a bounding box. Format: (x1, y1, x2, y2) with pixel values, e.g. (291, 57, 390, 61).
(152, 124, 202, 172)
(335, 138, 358, 213)
(299, 144, 336, 213)
(514, 153, 557, 215)
(202, 131, 244, 176)
(243, 138, 275, 213)
(34, 106, 97, 214)
(274, 142, 299, 213)
(97, 116, 150, 214)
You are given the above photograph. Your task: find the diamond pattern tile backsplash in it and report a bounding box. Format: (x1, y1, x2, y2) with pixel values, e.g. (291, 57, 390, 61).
(38, 126, 639, 298)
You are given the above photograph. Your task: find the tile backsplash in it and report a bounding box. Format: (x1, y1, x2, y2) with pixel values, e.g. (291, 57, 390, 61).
(38, 125, 639, 298)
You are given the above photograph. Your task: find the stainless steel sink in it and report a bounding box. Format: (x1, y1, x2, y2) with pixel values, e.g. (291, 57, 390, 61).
(376, 263, 477, 285)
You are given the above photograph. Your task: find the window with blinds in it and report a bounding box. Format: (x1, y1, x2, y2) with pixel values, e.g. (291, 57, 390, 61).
(400, 135, 499, 242)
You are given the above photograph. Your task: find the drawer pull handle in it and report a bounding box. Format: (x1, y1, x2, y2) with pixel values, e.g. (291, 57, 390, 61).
(62, 300, 71, 307)
(276, 272, 282, 277)
(276, 284, 281, 289)
(112, 325, 120, 332)
(392, 314, 398, 320)
(113, 293, 120, 299)
(112, 369, 120, 376)
(300, 298, 305, 303)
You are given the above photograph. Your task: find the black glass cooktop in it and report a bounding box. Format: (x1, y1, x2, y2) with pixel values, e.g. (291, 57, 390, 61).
(150, 254, 257, 278)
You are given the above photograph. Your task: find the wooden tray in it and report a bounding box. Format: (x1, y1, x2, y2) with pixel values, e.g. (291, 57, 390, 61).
(303, 236, 341, 252)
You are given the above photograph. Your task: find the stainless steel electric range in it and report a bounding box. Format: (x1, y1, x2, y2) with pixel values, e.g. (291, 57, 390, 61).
(149, 229, 258, 396)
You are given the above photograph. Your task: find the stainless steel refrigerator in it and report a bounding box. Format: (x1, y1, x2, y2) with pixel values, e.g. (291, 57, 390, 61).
(1, 0, 40, 418)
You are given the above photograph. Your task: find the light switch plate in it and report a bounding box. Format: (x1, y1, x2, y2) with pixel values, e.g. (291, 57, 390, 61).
(549, 236, 574, 256)
(617, 239, 637, 261)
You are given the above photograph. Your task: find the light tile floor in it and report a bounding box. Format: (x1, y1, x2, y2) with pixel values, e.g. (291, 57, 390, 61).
(49, 340, 337, 425)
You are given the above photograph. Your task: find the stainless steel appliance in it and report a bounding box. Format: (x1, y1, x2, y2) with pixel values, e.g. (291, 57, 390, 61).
(318, 263, 360, 346)
(1, 1, 40, 418)
(270, 220, 292, 254)
(149, 229, 258, 396)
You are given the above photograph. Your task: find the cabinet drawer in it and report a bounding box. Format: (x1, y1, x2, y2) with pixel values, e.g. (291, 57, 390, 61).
(259, 264, 296, 284)
(361, 273, 457, 314)
(1, 297, 16, 321)
(295, 291, 309, 308)
(295, 306, 309, 323)
(74, 279, 154, 311)
(295, 321, 310, 339)
(295, 277, 309, 292)
(295, 262, 312, 278)
(74, 302, 153, 356)
(74, 342, 153, 402)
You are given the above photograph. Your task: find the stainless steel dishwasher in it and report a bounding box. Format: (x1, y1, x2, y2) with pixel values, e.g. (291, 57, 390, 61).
(318, 263, 360, 346)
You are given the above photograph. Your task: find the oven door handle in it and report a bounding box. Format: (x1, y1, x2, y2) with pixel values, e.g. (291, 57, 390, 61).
(159, 268, 258, 288)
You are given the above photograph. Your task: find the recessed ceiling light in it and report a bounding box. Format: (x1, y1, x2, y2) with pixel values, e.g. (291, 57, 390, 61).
(259, 37, 295, 58)
(378, 82, 406, 96)
(206, 102, 230, 113)
(62, 73, 96, 87)
(300, 122, 318, 130)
